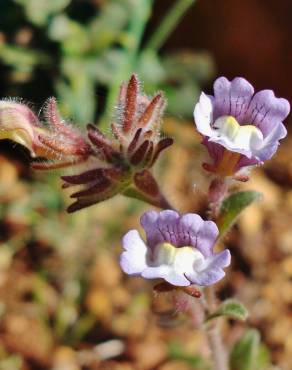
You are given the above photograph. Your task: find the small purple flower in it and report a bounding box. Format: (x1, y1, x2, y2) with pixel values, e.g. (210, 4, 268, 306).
(120, 210, 231, 287)
(194, 77, 290, 179)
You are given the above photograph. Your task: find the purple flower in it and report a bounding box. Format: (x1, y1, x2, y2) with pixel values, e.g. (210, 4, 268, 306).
(120, 210, 231, 287)
(194, 77, 290, 178)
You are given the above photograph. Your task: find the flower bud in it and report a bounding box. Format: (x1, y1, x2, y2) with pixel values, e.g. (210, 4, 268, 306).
(0, 75, 173, 212)
(61, 74, 173, 212)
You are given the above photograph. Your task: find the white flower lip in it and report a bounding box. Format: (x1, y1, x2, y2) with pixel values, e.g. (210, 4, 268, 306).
(153, 242, 205, 274)
(209, 115, 264, 158)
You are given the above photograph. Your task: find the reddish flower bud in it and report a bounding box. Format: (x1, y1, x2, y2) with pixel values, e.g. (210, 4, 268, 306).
(0, 75, 173, 212)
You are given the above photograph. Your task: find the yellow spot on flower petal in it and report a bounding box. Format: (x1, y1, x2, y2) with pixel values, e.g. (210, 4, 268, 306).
(154, 242, 204, 272)
(214, 116, 263, 149)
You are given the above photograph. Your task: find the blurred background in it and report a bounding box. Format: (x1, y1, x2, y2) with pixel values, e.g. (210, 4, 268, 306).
(0, 0, 292, 369)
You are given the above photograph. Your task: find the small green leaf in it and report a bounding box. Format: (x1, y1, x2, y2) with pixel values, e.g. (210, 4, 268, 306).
(206, 299, 248, 322)
(217, 191, 262, 237)
(230, 329, 270, 370)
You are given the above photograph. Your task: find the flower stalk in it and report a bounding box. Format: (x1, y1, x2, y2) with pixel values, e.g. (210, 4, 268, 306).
(204, 286, 229, 370)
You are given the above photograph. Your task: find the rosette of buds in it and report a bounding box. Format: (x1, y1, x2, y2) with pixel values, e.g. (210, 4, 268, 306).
(62, 74, 173, 212)
(0, 75, 173, 212)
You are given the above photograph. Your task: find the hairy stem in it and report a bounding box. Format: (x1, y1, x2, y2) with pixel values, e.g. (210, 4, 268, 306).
(204, 286, 229, 370)
(208, 177, 229, 219)
(204, 177, 230, 370)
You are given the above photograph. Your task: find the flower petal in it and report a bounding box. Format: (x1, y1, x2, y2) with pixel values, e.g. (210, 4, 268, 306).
(141, 210, 181, 248)
(213, 77, 255, 121)
(213, 77, 232, 118)
(228, 77, 254, 122)
(185, 249, 231, 286)
(253, 121, 287, 161)
(157, 210, 180, 245)
(140, 210, 163, 249)
(202, 139, 225, 165)
(244, 90, 290, 137)
(177, 213, 203, 247)
(194, 92, 214, 136)
(208, 116, 264, 158)
(141, 266, 190, 286)
(120, 230, 148, 275)
(196, 221, 219, 257)
(187, 268, 225, 286)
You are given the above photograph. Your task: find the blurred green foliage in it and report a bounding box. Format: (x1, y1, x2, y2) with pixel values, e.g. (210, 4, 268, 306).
(0, 0, 214, 127)
(230, 329, 271, 370)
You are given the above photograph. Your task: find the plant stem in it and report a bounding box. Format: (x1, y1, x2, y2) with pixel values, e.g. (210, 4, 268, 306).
(145, 0, 196, 52)
(100, 0, 153, 131)
(204, 286, 229, 370)
(208, 178, 229, 219)
(204, 177, 229, 370)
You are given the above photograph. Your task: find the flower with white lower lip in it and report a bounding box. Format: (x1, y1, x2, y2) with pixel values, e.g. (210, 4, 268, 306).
(120, 210, 231, 287)
(194, 77, 290, 179)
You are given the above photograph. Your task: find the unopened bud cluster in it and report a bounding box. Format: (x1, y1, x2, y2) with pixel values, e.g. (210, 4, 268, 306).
(0, 75, 172, 212)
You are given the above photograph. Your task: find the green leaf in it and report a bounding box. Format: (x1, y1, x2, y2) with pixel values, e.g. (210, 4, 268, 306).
(206, 299, 248, 322)
(217, 191, 262, 237)
(230, 329, 270, 370)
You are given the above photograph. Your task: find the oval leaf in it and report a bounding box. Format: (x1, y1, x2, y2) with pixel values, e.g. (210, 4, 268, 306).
(206, 299, 248, 322)
(217, 191, 262, 237)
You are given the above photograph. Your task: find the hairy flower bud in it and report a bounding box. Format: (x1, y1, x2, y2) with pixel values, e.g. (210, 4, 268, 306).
(61, 74, 173, 212)
(0, 75, 173, 212)
(0, 100, 43, 157)
(0, 98, 92, 168)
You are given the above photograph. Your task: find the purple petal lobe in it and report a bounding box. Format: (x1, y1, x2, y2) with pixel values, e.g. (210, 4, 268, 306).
(196, 221, 219, 257)
(156, 210, 180, 245)
(140, 210, 163, 249)
(213, 77, 232, 118)
(186, 249, 231, 286)
(244, 90, 290, 136)
(177, 213, 203, 247)
(229, 77, 254, 122)
(253, 121, 287, 161)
